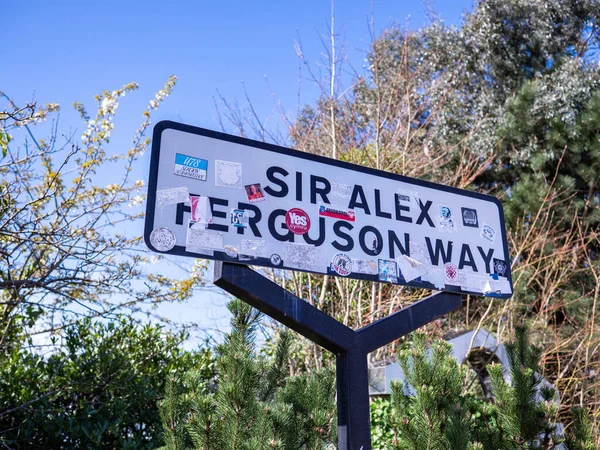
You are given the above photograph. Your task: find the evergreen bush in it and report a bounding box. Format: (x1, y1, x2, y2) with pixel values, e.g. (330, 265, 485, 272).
(158, 300, 336, 450)
(159, 301, 597, 449)
(384, 326, 597, 450)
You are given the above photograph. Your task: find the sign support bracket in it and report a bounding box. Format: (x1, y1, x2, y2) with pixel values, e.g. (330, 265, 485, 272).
(213, 261, 463, 450)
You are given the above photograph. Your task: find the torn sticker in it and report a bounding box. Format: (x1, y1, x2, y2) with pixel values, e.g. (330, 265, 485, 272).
(223, 245, 238, 258)
(437, 205, 457, 232)
(443, 262, 459, 284)
(483, 280, 502, 297)
(186, 227, 223, 251)
(423, 267, 445, 289)
(330, 253, 352, 276)
(456, 269, 467, 287)
(331, 181, 352, 199)
(409, 241, 432, 265)
(231, 209, 248, 228)
(464, 273, 487, 293)
(285, 208, 310, 235)
(174, 153, 207, 181)
(366, 231, 380, 253)
(495, 276, 512, 294)
(215, 160, 243, 189)
(461, 207, 479, 228)
(240, 239, 268, 259)
(396, 189, 412, 203)
(378, 259, 398, 283)
(149, 227, 176, 251)
(156, 187, 189, 207)
(319, 204, 356, 222)
(396, 254, 428, 282)
(484, 273, 510, 295)
(481, 223, 496, 243)
(352, 259, 378, 275)
(189, 221, 207, 230)
(490, 276, 511, 294)
(190, 195, 213, 224)
(283, 243, 326, 273)
(244, 183, 266, 202)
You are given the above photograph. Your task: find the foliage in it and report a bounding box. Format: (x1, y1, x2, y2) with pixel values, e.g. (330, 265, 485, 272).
(159, 300, 337, 450)
(0, 317, 212, 449)
(232, 0, 600, 434)
(381, 327, 597, 450)
(370, 398, 393, 449)
(565, 407, 597, 450)
(158, 315, 597, 450)
(0, 78, 217, 448)
(387, 334, 478, 450)
(0, 77, 207, 355)
(480, 325, 561, 449)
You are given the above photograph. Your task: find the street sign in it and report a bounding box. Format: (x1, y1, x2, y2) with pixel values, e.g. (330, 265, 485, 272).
(144, 121, 513, 298)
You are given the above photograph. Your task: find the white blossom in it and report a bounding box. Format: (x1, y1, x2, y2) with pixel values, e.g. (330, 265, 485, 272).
(128, 195, 144, 207)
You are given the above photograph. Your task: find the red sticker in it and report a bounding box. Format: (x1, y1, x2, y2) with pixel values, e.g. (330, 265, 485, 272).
(285, 208, 310, 235)
(319, 204, 356, 222)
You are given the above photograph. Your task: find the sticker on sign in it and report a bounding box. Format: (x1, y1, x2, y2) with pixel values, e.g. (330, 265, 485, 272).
(144, 121, 513, 298)
(174, 153, 207, 181)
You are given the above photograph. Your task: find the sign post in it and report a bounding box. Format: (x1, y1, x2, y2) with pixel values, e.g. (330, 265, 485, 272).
(212, 261, 462, 449)
(144, 120, 513, 449)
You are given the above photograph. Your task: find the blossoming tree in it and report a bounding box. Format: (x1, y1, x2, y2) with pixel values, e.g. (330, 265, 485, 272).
(0, 76, 207, 352)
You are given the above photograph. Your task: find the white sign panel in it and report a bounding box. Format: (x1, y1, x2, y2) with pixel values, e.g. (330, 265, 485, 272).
(145, 121, 513, 298)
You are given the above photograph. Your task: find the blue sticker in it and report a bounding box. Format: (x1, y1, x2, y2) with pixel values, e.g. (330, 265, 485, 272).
(378, 259, 398, 283)
(231, 209, 248, 228)
(174, 153, 208, 181)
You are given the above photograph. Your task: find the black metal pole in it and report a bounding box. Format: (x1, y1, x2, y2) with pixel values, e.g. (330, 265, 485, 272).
(336, 348, 371, 450)
(213, 261, 351, 353)
(213, 262, 463, 450)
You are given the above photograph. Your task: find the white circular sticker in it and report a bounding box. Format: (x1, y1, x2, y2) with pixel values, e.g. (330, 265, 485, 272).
(149, 227, 176, 251)
(331, 253, 352, 276)
(443, 262, 458, 283)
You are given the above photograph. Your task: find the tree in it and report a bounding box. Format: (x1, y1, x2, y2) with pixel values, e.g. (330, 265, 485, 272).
(387, 334, 477, 450)
(0, 78, 216, 446)
(159, 300, 337, 450)
(565, 407, 597, 450)
(0, 316, 212, 449)
(385, 327, 597, 450)
(483, 326, 561, 449)
(251, 0, 600, 433)
(0, 77, 207, 352)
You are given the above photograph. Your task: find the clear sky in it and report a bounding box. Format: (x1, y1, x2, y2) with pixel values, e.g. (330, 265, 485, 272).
(3, 0, 473, 345)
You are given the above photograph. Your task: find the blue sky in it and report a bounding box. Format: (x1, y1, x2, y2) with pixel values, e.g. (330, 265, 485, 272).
(3, 0, 473, 344)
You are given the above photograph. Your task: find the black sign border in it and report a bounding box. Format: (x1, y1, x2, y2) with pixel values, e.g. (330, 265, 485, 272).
(144, 120, 513, 299)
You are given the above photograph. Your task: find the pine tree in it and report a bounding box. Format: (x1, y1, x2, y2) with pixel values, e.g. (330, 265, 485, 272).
(484, 325, 562, 449)
(388, 333, 479, 450)
(385, 327, 596, 450)
(565, 407, 596, 450)
(158, 300, 336, 450)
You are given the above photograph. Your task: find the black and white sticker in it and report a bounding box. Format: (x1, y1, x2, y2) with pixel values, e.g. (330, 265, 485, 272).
(149, 227, 176, 251)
